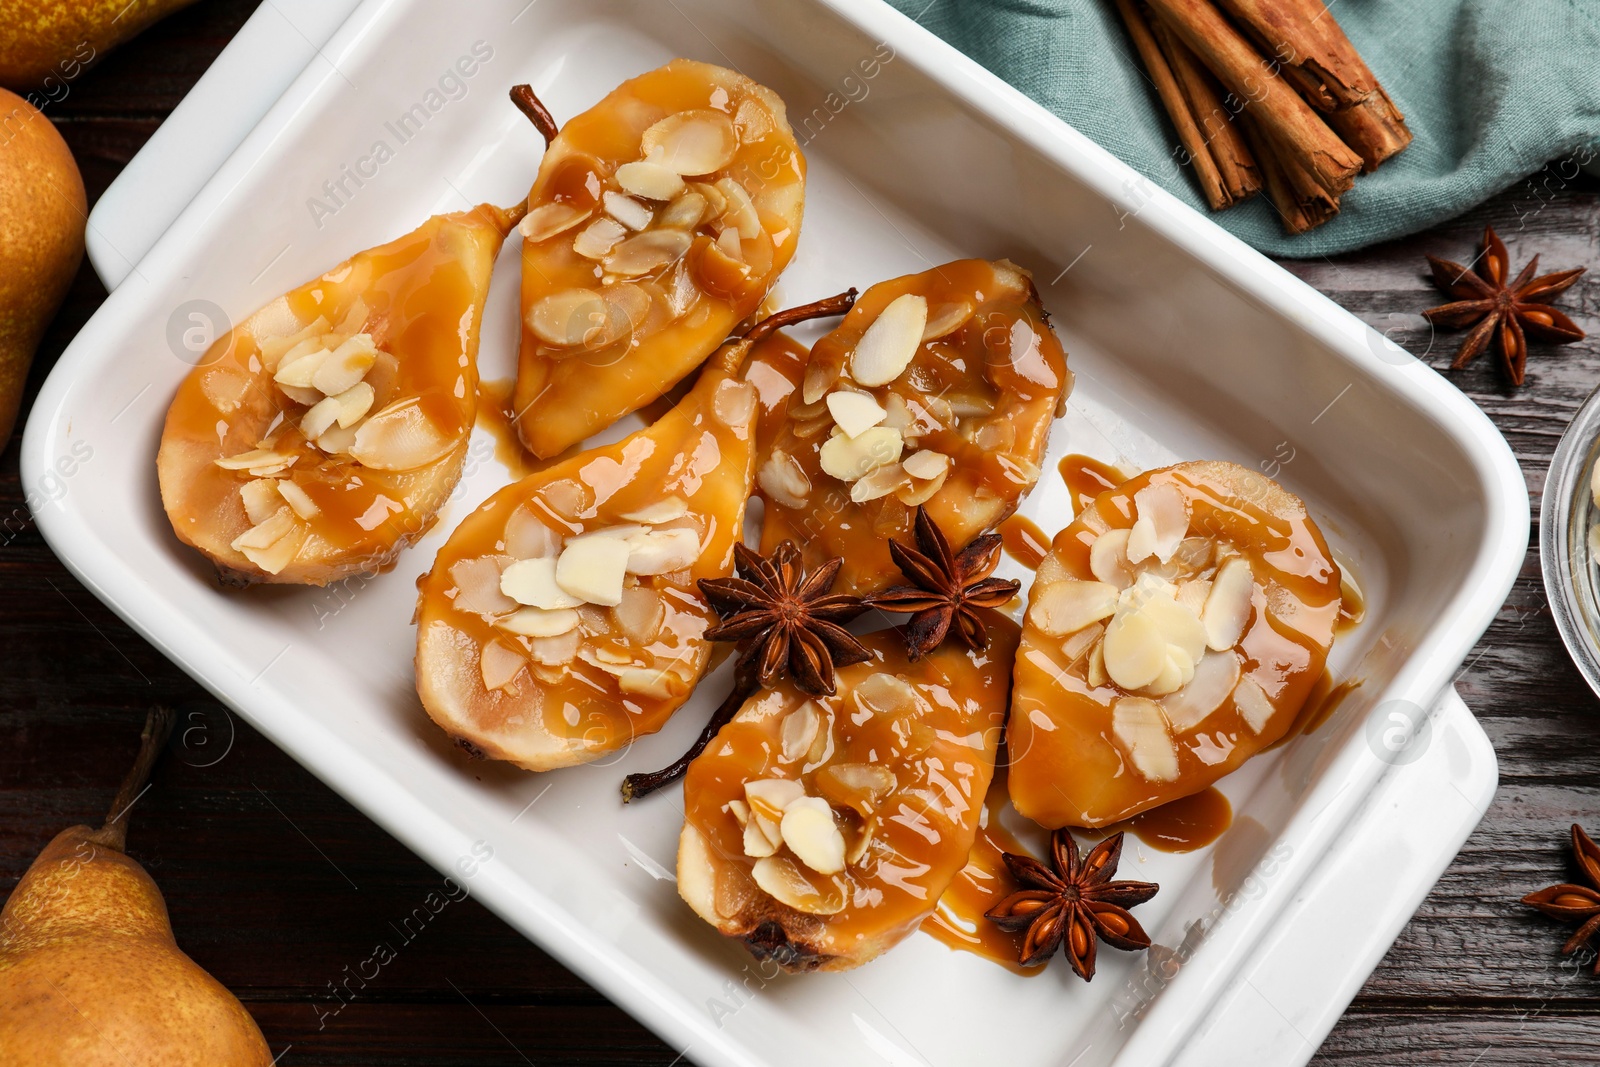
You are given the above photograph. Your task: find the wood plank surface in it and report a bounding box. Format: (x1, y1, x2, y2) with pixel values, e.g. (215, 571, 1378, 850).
(3, 2, 1599, 1063)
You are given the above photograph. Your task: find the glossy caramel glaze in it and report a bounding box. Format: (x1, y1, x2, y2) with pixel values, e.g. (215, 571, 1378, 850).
(999, 513, 1050, 571)
(1112, 786, 1232, 854)
(756, 260, 1070, 596)
(1009, 461, 1342, 827)
(514, 59, 805, 458)
(1059, 453, 1129, 514)
(677, 621, 1018, 972)
(415, 337, 762, 771)
(158, 207, 513, 586)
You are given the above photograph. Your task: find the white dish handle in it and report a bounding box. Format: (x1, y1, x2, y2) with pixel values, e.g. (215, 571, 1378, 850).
(1173, 685, 1497, 1066)
(85, 0, 363, 290)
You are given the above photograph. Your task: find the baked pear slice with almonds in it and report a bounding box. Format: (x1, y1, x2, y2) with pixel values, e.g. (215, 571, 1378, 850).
(1008, 461, 1342, 828)
(677, 622, 1017, 972)
(415, 295, 852, 771)
(755, 258, 1069, 596)
(157, 203, 523, 586)
(511, 59, 806, 458)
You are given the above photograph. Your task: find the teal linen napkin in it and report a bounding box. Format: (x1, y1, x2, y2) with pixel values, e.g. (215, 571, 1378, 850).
(884, 0, 1600, 257)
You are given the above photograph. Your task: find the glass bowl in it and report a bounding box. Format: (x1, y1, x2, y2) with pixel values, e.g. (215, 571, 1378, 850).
(1542, 383, 1600, 698)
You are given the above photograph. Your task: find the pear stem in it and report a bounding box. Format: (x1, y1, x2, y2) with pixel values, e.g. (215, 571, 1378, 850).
(509, 84, 559, 147)
(89, 706, 176, 853)
(741, 290, 858, 344)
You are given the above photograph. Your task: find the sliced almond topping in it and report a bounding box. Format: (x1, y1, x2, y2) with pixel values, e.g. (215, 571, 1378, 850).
(780, 797, 847, 875)
(258, 321, 329, 366)
(1204, 557, 1255, 651)
(642, 110, 739, 176)
(237, 522, 306, 575)
(1112, 697, 1180, 782)
(1126, 483, 1191, 564)
(733, 97, 774, 138)
(299, 395, 341, 440)
(554, 535, 631, 606)
(530, 630, 580, 666)
(754, 813, 784, 852)
(349, 398, 454, 471)
(1102, 609, 1167, 691)
(497, 606, 580, 638)
(712, 379, 757, 428)
(921, 299, 976, 341)
(800, 360, 838, 406)
(850, 294, 927, 387)
(239, 479, 280, 525)
(850, 462, 911, 504)
(624, 527, 700, 575)
(745, 778, 805, 823)
(657, 189, 707, 231)
(1089, 528, 1135, 589)
(231, 506, 296, 552)
(1061, 620, 1105, 663)
(618, 497, 690, 525)
(1175, 577, 1212, 619)
(1086, 641, 1107, 688)
(780, 702, 821, 762)
(518, 201, 591, 243)
(758, 450, 810, 508)
(818, 425, 903, 482)
(1233, 675, 1276, 733)
(602, 190, 654, 231)
(750, 856, 845, 915)
(1028, 580, 1119, 638)
(505, 508, 561, 559)
(612, 585, 665, 644)
(854, 672, 919, 718)
(275, 480, 319, 520)
(727, 798, 750, 825)
(500, 556, 583, 610)
(604, 229, 692, 277)
(617, 666, 687, 700)
(1144, 645, 1193, 697)
(715, 226, 743, 261)
(332, 381, 375, 428)
(215, 448, 295, 472)
(313, 334, 377, 396)
(742, 815, 778, 858)
(572, 218, 627, 260)
(315, 423, 357, 455)
(272, 345, 329, 389)
(826, 391, 887, 438)
(278, 383, 323, 408)
(615, 159, 687, 201)
(895, 465, 949, 507)
(1138, 584, 1208, 663)
(479, 639, 525, 692)
(1162, 649, 1241, 731)
(815, 763, 895, 816)
(901, 450, 950, 481)
(451, 556, 519, 616)
(713, 177, 761, 240)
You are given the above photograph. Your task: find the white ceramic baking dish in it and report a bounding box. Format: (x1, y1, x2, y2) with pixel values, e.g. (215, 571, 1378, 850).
(30, 0, 1524, 1064)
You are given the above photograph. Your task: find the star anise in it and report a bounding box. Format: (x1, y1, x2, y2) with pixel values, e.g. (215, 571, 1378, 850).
(1522, 823, 1600, 974)
(1422, 225, 1585, 385)
(620, 542, 868, 801)
(985, 828, 1159, 980)
(865, 506, 1020, 659)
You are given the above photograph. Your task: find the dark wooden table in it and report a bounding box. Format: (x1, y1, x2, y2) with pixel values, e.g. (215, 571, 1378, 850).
(5, 3, 1599, 1063)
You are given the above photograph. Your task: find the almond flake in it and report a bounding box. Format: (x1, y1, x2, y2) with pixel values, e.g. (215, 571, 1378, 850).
(712, 379, 757, 427)
(1112, 697, 1180, 782)
(1233, 675, 1276, 733)
(758, 451, 810, 508)
(500, 557, 583, 610)
(1126, 482, 1190, 564)
(275, 480, 319, 520)
(826, 391, 887, 438)
(239, 479, 280, 525)
(602, 190, 654, 231)
(1102, 608, 1167, 690)
(555, 535, 631, 606)
(313, 334, 377, 396)
(854, 672, 919, 718)
(333, 381, 376, 428)
(572, 218, 627, 260)
(452, 557, 519, 616)
(497, 606, 580, 638)
(215, 448, 295, 472)
(901, 450, 950, 481)
(272, 346, 329, 389)
(780, 702, 821, 762)
(618, 666, 685, 700)
(618, 497, 690, 524)
(518, 201, 591, 243)
(818, 425, 903, 482)
(713, 177, 761, 240)
(612, 586, 665, 644)
(316, 423, 357, 455)
(624, 527, 699, 575)
(615, 159, 686, 201)
(1162, 649, 1241, 731)
(750, 856, 845, 915)
(231, 506, 296, 551)
(1089, 528, 1135, 589)
(780, 797, 846, 875)
(300, 395, 341, 440)
(1204, 557, 1255, 651)
(921, 299, 975, 341)
(657, 189, 707, 230)
(604, 229, 692, 277)
(641, 110, 739, 176)
(850, 462, 910, 504)
(479, 639, 525, 692)
(850, 294, 927, 386)
(349, 398, 454, 471)
(742, 816, 778, 858)
(1028, 579, 1119, 637)
(745, 778, 805, 823)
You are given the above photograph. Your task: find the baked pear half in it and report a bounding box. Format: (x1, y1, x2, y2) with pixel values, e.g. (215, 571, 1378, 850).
(677, 622, 1017, 972)
(1008, 461, 1342, 827)
(158, 204, 518, 586)
(755, 259, 1069, 595)
(513, 59, 805, 458)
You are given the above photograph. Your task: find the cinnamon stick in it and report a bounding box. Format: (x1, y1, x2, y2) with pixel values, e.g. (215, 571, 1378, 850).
(1325, 85, 1412, 172)
(1148, 13, 1262, 206)
(1239, 112, 1336, 234)
(1142, 0, 1361, 203)
(1115, 0, 1239, 210)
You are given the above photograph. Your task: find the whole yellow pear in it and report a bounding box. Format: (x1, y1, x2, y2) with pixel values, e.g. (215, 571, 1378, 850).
(0, 708, 273, 1066)
(0, 0, 199, 89)
(0, 87, 84, 445)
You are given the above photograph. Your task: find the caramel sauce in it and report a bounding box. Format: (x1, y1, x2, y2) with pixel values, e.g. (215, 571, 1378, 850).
(681, 622, 1019, 969)
(922, 772, 1040, 975)
(1058, 453, 1128, 512)
(514, 60, 806, 459)
(744, 330, 809, 451)
(758, 259, 1070, 596)
(1106, 786, 1233, 854)
(414, 338, 760, 769)
(1281, 671, 1363, 741)
(474, 378, 535, 481)
(158, 208, 510, 584)
(998, 514, 1051, 571)
(1009, 461, 1343, 828)
(1335, 567, 1366, 634)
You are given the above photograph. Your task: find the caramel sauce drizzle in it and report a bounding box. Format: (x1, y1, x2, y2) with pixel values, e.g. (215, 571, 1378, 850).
(998, 514, 1051, 571)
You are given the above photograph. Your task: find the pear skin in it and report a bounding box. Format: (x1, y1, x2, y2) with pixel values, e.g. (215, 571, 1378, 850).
(0, 87, 84, 445)
(0, 708, 273, 1066)
(0, 0, 197, 89)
